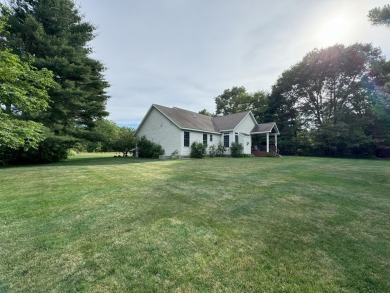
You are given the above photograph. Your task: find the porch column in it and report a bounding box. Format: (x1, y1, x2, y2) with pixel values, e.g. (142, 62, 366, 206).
(275, 134, 278, 152)
(266, 132, 269, 153)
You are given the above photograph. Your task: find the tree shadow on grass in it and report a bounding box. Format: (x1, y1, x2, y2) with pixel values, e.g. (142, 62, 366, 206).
(1, 156, 161, 169)
(59, 156, 160, 167)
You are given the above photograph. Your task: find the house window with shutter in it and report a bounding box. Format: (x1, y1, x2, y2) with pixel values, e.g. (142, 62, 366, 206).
(203, 134, 208, 146)
(184, 132, 190, 147)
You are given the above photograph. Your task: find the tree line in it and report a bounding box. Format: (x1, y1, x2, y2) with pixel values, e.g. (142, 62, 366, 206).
(209, 5, 390, 158)
(1, 1, 389, 165)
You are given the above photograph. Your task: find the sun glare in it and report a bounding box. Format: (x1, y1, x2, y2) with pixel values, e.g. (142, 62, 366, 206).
(317, 16, 350, 46)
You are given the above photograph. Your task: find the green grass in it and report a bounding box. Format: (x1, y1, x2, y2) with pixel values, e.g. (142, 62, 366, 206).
(0, 154, 389, 292)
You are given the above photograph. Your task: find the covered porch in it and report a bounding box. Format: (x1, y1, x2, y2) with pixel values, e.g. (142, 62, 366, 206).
(250, 122, 280, 157)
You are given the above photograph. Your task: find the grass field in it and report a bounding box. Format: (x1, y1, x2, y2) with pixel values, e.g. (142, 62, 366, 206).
(0, 154, 389, 292)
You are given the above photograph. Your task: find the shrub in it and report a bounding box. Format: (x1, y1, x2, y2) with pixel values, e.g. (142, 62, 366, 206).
(208, 145, 217, 158)
(216, 143, 225, 157)
(137, 136, 164, 158)
(26, 136, 76, 163)
(0, 135, 76, 165)
(230, 142, 244, 157)
(190, 142, 206, 158)
(170, 150, 179, 159)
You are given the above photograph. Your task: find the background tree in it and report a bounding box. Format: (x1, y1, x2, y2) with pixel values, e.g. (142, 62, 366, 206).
(368, 4, 390, 26)
(215, 86, 250, 115)
(112, 127, 136, 157)
(214, 86, 269, 122)
(268, 75, 307, 155)
(1, 0, 109, 135)
(198, 109, 214, 116)
(368, 7, 390, 157)
(269, 43, 385, 157)
(77, 119, 121, 152)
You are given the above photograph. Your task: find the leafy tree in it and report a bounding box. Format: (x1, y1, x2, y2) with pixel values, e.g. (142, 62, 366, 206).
(75, 119, 121, 152)
(215, 86, 247, 115)
(367, 8, 390, 157)
(1, 0, 109, 135)
(250, 90, 270, 123)
(268, 74, 307, 155)
(369, 61, 390, 157)
(113, 127, 136, 157)
(0, 11, 55, 151)
(368, 4, 390, 26)
(214, 86, 269, 122)
(269, 43, 385, 157)
(198, 109, 214, 116)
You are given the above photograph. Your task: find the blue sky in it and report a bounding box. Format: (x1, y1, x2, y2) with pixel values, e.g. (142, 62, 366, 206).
(77, 1, 390, 127)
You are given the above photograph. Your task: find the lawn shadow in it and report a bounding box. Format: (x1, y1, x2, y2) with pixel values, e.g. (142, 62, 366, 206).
(60, 156, 159, 167)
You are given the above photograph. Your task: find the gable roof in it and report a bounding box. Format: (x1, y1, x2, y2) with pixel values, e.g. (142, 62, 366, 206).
(154, 104, 217, 133)
(251, 122, 280, 134)
(137, 104, 278, 135)
(152, 104, 254, 133)
(212, 111, 252, 131)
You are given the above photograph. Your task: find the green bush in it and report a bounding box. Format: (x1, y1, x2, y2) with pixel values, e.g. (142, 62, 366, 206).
(230, 142, 244, 157)
(25, 136, 76, 163)
(170, 150, 179, 159)
(216, 143, 225, 157)
(190, 142, 206, 158)
(137, 136, 164, 158)
(208, 145, 217, 158)
(0, 135, 76, 165)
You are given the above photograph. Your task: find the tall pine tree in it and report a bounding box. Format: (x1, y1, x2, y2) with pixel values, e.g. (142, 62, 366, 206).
(2, 0, 109, 135)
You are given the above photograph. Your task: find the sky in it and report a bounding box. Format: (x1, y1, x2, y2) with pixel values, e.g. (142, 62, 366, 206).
(76, 0, 390, 127)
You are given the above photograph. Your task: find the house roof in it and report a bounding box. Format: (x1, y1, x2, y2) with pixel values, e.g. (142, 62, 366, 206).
(137, 104, 279, 135)
(153, 104, 254, 133)
(154, 104, 217, 133)
(212, 111, 251, 131)
(251, 122, 280, 134)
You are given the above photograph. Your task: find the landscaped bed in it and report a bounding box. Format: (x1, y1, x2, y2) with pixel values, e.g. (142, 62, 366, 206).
(0, 154, 389, 292)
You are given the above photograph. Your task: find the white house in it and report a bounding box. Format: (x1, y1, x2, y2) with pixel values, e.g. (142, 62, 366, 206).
(135, 104, 279, 157)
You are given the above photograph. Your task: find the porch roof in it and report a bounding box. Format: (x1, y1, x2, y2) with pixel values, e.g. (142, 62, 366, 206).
(251, 122, 280, 134)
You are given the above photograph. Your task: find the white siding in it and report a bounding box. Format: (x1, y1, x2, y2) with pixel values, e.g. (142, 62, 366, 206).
(233, 114, 256, 154)
(137, 108, 181, 156)
(241, 135, 252, 154)
(235, 113, 256, 134)
(181, 131, 222, 156)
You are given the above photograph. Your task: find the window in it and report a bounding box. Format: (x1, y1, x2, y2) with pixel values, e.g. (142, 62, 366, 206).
(184, 131, 190, 147)
(224, 134, 230, 148)
(203, 134, 207, 146)
(210, 134, 213, 142)
(235, 134, 239, 144)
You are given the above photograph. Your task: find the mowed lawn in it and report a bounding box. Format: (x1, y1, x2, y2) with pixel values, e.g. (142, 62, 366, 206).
(0, 155, 389, 293)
